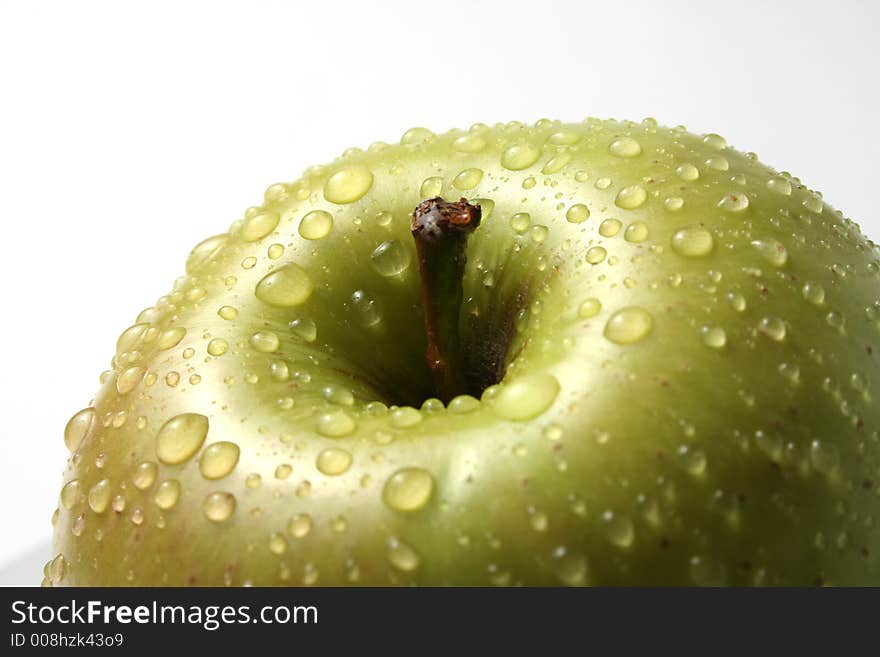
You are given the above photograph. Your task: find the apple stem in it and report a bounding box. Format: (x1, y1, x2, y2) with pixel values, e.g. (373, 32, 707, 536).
(411, 197, 482, 403)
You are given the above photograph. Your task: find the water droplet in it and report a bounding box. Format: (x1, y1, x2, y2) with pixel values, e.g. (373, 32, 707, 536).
(154, 480, 181, 510)
(186, 234, 227, 273)
(448, 395, 480, 414)
(419, 176, 443, 198)
(255, 264, 314, 307)
(766, 176, 792, 195)
(217, 305, 238, 320)
(826, 311, 844, 331)
(60, 480, 80, 509)
(678, 445, 707, 475)
(453, 168, 483, 190)
(387, 537, 420, 571)
(383, 467, 435, 512)
(575, 170, 590, 182)
(718, 192, 749, 212)
(702, 133, 727, 149)
(268, 532, 288, 555)
(374, 210, 393, 227)
(316, 410, 356, 437)
(202, 492, 236, 522)
(671, 227, 714, 257)
(778, 362, 800, 384)
(323, 385, 355, 406)
(501, 143, 541, 170)
(705, 156, 729, 171)
(727, 292, 746, 312)
(615, 185, 647, 209)
(249, 330, 280, 353)
(71, 513, 86, 536)
(751, 239, 788, 267)
(199, 441, 240, 479)
(370, 239, 411, 277)
(492, 373, 560, 421)
(624, 222, 648, 243)
(132, 462, 157, 490)
(288, 513, 313, 538)
(604, 307, 653, 344)
(565, 203, 590, 224)
(390, 407, 422, 428)
(664, 196, 684, 211)
(509, 212, 531, 233)
(758, 317, 786, 341)
(602, 511, 635, 548)
(578, 297, 602, 318)
(700, 325, 727, 349)
(599, 218, 621, 237)
(452, 134, 486, 153)
(289, 318, 317, 342)
(755, 429, 783, 461)
(530, 225, 549, 243)
(242, 210, 280, 242)
(351, 290, 383, 327)
(676, 163, 699, 181)
(802, 282, 825, 306)
(586, 246, 607, 264)
(608, 136, 642, 157)
(317, 448, 353, 476)
(155, 413, 209, 465)
(542, 152, 571, 174)
(298, 210, 333, 240)
(88, 479, 111, 514)
(323, 165, 373, 204)
(802, 193, 823, 213)
(267, 243, 284, 259)
(241, 256, 257, 270)
(689, 555, 726, 586)
(552, 548, 589, 586)
(207, 338, 228, 356)
(64, 408, 95, 451)
(158, 326, 186, 350)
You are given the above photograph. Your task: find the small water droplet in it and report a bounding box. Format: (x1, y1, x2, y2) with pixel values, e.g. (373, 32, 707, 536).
(702, 133, 727, 149)
(601, 511, 634, 548)
(758, 317, 786, 341)
(604, 307, 653, 344)
(390, 407, 422, 428)
(705, 156, 729, 171)
(132, 462, 157, 490)
(154, 479, 181, 510)
(586, 246, 607, 264)
(802, 193, 823, 213)
(88, 479, 112, 514)
(351, 290, 383, 327)
(578, 297, 602, 318)
(448, 395, 480, 414)
(387, 537, 421, 571)
(751, 239, 788, 267)
(766, 176, 792, 195)
(202, 492, 236, 522)
(599, 218, 621, 236)
(718, 192, 749, 212)
(316, 410, 356, 437)
(727, 292, 746, 312)
(509, 212, 531, 233)
(699, 325, 727, 349)
(249, 331, 280, 353)
(289, 318, 317, 342)
(452, 134, 487, 153)
(207, 338, 228, 356)
(217, 305, 238, 320)
(676, 163, 699, 181)
(288, 513, 312, 538)
(802, 282, 825, 305)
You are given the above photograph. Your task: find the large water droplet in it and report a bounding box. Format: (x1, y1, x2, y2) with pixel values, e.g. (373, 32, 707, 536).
(383, 467, 435, 512)
(370, 240, 411, 277)
(578, 298, 602, 318)
(199, 441, 240, 480)
(64, 408, 96, 451)
(700, 325, 727, 349)
(242, 210, 280, 242)
(88, 479, 111, 514)
(419, 176, 443, 198)
(249, 330, 281, 353)
(316, 410, 356, 437)
(604, 307, 653, 344)
(615, 185, 647, 209)
(156, 413, 209, 465)
(323, 165, 373, 204)
(671, 227, 714, 257)
(501, 143, 541, 170)
(492, 373, 560, 421)
(565, 204, 590, 224)
(317, 447, 353, 476)
(132, 462, 158, 490)
(676, 163, 700, 181)
(608, 136, 642, 157)
(453, 168, 483, 190)
(624, 222, 648, 242)
(255, 265, 314, 308)
(299, 210, 333, 240)
(202, 492, 236, 522)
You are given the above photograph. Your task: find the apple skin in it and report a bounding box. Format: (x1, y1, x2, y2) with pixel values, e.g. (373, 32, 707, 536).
(49, 119, 879, 586)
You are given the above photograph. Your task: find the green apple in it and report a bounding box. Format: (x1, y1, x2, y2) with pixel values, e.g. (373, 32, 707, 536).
(48, 118, 879, 586)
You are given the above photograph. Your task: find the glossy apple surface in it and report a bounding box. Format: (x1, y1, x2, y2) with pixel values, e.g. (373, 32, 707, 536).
(49, 119, 879, 586)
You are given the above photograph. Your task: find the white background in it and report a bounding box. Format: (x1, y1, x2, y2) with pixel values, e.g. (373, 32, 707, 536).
(0, 0, 878, 584)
